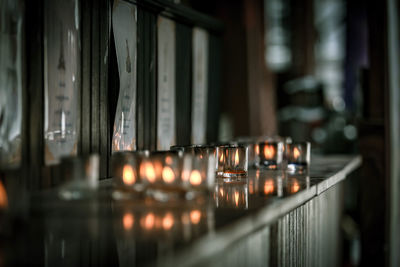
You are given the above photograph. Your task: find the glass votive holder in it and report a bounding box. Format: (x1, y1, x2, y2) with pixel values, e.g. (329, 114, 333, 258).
(258, 140, 284, 170)
(221, 145, 248, 181)
(286, 142, 310, 173)
(182, 152, 216, 193)
(144, 151, 188, 200)
(58, 154, 100, 200)
(111, 151, 150, 197)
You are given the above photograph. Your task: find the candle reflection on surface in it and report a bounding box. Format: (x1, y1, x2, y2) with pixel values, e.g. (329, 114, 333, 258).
(162, 213, 174, 230)
(123, 212, 134, 230)
(190, 210, 201, 224)
(264, 145, 275, 159)
(263, 179, 275, 195)
(291, 179, 300, 193)
(162, 166, 175, 183)
(234, 191, 239, 207)
(122, 165, 135, 185)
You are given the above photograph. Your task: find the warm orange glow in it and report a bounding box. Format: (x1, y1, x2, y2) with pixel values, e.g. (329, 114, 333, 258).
(162, 166, 175, 183)
(140, 162, 156, 183)
(234, 149, 239, 166)
(189, 170, 202, 186)
(254, 144, 259, 155)
(219, 152, 224, 163)
(264, 179, 275, 195)
(123, 212, 134, 230)
(264, 145, 275, 159)
(291, 180, 300, 193)
(141, 213, 155, 230)
(190, 210, 201, 224)
(0, 181, 8, 209)
(162, 213, 174, 230)
(234, 191, 239, 207)
(293, 147, 300, 159)
(219, 187, 224, 197)
(122, 165, 135, 185)
(249, 180, 254, 194)
(165, 156, 173, 165)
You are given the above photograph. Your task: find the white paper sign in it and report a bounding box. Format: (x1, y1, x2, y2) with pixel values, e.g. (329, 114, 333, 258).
(111, 1, 137, 152)
(44, 0, 80, 165)
(0, 0, 23, 168)
(157, 16, 176, 150)
(191, 28, 209, 144)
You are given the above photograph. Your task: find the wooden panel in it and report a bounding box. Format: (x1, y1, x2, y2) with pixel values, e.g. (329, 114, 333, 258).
(26, 0, 44, 189)
(175, 23, 192, 146)
(91, 0, 100, 155)
(99, 0, 111, 178)
(137, 8, 157, 150)
(206, 33, 221, 143)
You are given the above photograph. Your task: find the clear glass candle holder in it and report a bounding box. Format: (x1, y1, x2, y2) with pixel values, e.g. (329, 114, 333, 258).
(221, 145, 248, 180)
(111, 151, 150, 196)
(237, 142, 260, 168)
(58, 154, 100, 200)
(286, 142, 310, 173)
(182, 152, 215, 193)
(258, 141, 284, 170)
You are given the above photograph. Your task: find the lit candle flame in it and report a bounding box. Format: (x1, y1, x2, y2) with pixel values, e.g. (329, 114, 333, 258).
(140, 162, 156, 183)
(162, 166, 175, 183)
(189, 170, 202, 186)
(264, 179, 274, 195)
(219, 152, 224, 163)
(122, 165, 135, 185)
(234, 191, 239, 207)
(234, 149, 239, 166)
(123, 212, 134, 230)
(190, 210, 201, 224)
(293, 147, 300, 160)
(141, 213, 155, 230)
(264, 145, 275, 159)
(0, 181, 8, 209)
(162, 212, 174, 230)
(254, 144, 259, 155)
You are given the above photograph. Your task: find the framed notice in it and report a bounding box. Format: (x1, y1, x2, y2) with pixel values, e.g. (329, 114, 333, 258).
(44, 0, 80, 165)
(157, 16, 176, 150)
(111, 1, 137, 152)
(191, 27, 209, 144)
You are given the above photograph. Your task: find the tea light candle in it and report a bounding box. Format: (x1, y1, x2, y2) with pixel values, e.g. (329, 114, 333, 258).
(258, 141, 284, 170)
(111, 151, 150, 196)
(220, 145, 248, 181)
(287, 142, 310, 173)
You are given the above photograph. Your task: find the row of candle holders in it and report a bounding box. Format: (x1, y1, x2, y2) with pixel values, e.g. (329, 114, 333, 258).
(52, 137, 310, 201)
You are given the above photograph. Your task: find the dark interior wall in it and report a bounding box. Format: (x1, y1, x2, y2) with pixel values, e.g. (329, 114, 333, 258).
(18, 0, 223, 188)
